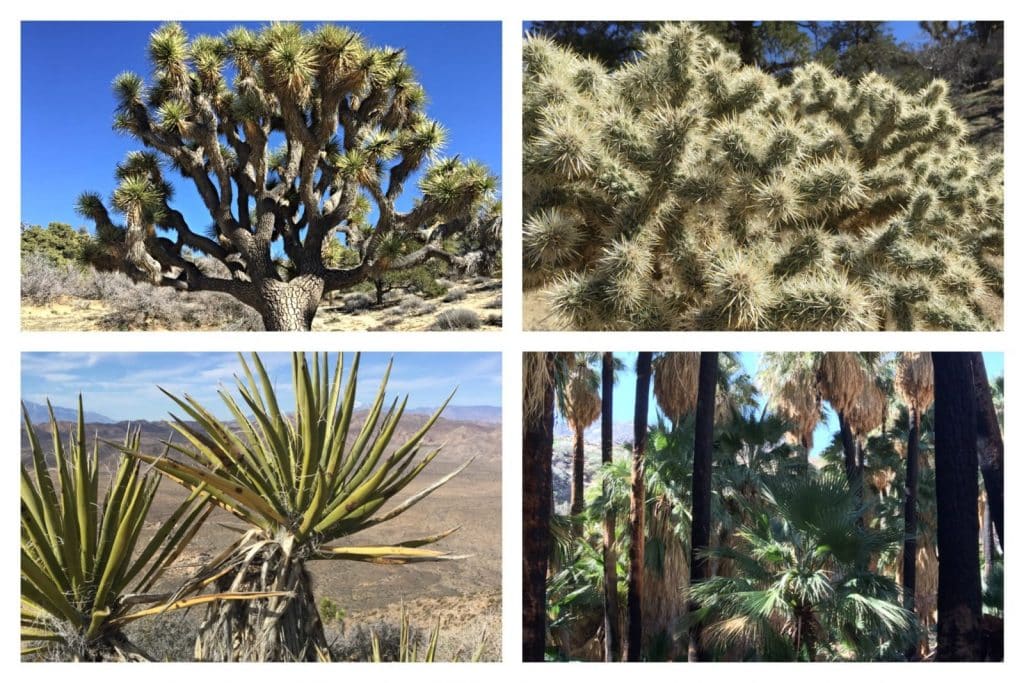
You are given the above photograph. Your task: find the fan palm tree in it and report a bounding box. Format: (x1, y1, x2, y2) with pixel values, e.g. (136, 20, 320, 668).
(114, 353, 471, 661)
(627, 352, 653, 661)
(932, 352, 984, 660)
(562, 359, 601, 531)
(688, 352, 718, 662)
(523, 351, 556, 661)
(969, 353, 1003, 549)
(757, 353, 822, 470)
(689, 472, 916, 661)
(21, 400, 268, 661)
(600, 352, 621, 661)
(893, 352, 934, 657)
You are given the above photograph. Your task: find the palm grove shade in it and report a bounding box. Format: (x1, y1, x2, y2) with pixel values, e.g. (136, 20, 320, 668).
(523, 23, 1003, 331)
(77, 23, 498, 331)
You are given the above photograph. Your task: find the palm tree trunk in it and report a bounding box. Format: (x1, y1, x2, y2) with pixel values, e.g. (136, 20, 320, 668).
(902, 406, 921, 660)
(523, 352, 555, 662)
(601, 352, 621, 662)
(627, 352, 652, 662)
(982, 498, 994, 578)
(969, 352, 1003, 549)
(838, 411, 863, 519)
(933, 352, 983, 661)
(688, 351, 718, 663)
(570, 423, 585, 534)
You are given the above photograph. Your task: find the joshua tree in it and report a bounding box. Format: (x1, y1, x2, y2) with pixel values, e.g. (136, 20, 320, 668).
(524, 23, 1003, 331)
(893, 351, 934, 656)
(20, 400, 262, 661)
(77, 22, 496, 330)
(114, 353, 471, 661)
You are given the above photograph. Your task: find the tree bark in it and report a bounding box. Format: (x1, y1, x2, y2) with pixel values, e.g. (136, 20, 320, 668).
(902, 406, 921, 660)
(627, 352, 652, 662)
(933, 352, 984, 661)
(969, 352, 1003, 548)
(194, 549, 329, 662)
(523, 353, 555, 662)
(601, 352, 621, 662)
(688, 352, 718, 663)
(837, 410, 864, 518)
(258, 276, 325, 331)
(570, 423, 585, 534)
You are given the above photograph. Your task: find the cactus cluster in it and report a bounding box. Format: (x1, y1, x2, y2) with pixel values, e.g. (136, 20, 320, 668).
(523, 23, 1003, 331)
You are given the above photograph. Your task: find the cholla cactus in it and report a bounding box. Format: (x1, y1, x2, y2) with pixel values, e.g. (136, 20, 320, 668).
(524, 23, 1003, 331)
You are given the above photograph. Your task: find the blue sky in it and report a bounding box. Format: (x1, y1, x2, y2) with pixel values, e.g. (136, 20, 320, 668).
(21, 21, 501, 231)
(22, 352, 501, 421)
(595, 352, 1003, 457)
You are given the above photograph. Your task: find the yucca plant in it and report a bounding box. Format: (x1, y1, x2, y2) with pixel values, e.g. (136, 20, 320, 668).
(20, 399, 271, 661)
(114, 352, 472, 661)
(524, 23, 1003, 331)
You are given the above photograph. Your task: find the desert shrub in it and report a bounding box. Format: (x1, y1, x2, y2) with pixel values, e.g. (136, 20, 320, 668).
(20, 222, 91, 265)
(123, 611, 199, 662)
(395, 294, 426, 314)
(343, 291, 376, 313)
(443, 286, 468, 302)
(319, 598, 346, 625)
(331, 619, 426, 662)
(21, 253, 88, 304)
(483, 295, 502, 309)
(484, 313, 503, 326)
(86, 270, 259, 331)
(430, 308, 481, 330)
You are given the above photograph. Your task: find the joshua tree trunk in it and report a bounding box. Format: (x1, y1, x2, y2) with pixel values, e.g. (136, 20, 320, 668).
(601, 352, 621, 662)
(571, 423, 585, 531)
(902, 406, 921, 660)
(194, 543, 329, 662)
(688, 352, 718, 663)
(933, 352, 984, 661)
(523, 353, 556, 662)
(627, 352, 652, 662)
(257, 277, 325, 331)
(969, 352, 1003, 548)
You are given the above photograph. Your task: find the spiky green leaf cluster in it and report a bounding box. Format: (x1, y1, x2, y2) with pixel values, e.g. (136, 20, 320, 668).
(21, 399, 220, 660)
(524, 23, 1003, 330)
(116, 352, 470, 564)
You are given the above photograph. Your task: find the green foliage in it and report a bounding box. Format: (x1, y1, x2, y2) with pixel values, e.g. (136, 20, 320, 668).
(689, 472, 918, 661)
(524, 23, 1003, 330)
(20, 399, 216, 661)
(20, 223, 91, 266)
(318, 597, 346, 624)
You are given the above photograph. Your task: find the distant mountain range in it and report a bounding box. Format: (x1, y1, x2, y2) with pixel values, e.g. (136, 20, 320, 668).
(554, 419, 634, 445)
(21, 401, 501, 427)
(409, 404, 501, 424)
(22, 400, 114, 424)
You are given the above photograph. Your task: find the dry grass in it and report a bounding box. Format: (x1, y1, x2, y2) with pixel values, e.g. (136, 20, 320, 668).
(21, 265, 502, 332)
